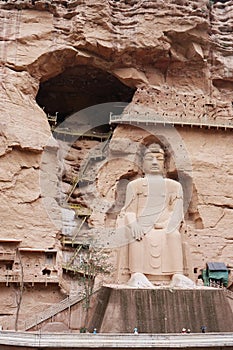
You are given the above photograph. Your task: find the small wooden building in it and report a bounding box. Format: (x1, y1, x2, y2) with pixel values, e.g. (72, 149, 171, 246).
(202, 262, 229, 287)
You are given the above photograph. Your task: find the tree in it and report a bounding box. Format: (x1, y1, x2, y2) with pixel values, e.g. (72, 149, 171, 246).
(65, 244, 113, 330)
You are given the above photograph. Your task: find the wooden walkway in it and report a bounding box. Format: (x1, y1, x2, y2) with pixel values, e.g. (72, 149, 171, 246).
(53, 129, 112, 141)
(109, 113, 233, 130)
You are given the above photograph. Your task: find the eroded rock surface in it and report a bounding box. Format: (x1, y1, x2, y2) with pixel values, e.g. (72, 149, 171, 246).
(0, 0, 233, 330)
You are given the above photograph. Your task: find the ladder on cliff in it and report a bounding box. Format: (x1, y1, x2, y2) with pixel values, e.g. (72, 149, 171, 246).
(66, 132, 112, 202)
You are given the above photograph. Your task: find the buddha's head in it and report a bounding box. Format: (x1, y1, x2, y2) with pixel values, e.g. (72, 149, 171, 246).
(142, 143, 165, 176)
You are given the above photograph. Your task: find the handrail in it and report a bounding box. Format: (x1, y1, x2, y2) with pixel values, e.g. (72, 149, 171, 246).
(64, 204, 92, 216)
(71, 216, 88, 243)
(53, 129, 111, 140)
(24, 292, 84, 331)
(0, 252, 15, 260)
(0, 272, 58, 285)
(24, 286, 101, 331)
(109, 113, 233, 129)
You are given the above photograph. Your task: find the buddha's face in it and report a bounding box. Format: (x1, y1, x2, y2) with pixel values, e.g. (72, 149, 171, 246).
(143, 151, 164, 175)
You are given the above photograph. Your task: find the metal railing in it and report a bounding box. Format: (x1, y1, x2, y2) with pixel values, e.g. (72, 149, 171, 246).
(0, 252, 15, 260)
(54, 129, 112, 141)
(64, 204, 92, 216)
(0, 272, 59, 286)
(109, 113, 233, 129)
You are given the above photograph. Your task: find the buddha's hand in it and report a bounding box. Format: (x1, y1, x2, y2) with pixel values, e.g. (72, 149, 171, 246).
(130, 222, 145, 241)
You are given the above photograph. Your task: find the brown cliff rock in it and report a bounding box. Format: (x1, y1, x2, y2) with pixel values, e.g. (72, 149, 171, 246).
(0, 0, 233, 330)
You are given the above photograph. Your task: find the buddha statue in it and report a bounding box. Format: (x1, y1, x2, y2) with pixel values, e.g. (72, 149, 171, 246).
(117, 143, 184, 286)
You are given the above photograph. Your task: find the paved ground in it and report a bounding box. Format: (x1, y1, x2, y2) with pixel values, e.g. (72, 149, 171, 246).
(0, 331, 233, 348)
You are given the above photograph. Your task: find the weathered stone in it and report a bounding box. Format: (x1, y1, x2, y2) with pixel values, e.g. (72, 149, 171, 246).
(0, 0, 233, 331)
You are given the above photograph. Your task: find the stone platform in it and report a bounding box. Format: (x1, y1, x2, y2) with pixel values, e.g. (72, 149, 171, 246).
(0, 331, 233, 349)
(87, 286, 233, 333)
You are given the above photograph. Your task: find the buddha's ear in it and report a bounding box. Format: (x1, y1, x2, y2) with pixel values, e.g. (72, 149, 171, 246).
(162, 166, 166, 177)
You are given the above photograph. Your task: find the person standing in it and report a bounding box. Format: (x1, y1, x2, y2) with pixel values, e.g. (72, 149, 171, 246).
(201, 325, 207, 333)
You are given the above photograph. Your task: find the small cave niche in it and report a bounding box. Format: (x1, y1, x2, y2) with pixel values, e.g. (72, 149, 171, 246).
(186, 184, 204, 229)
(213, 79, 233, 98)
(211, 0, 230, 3)
(42, 268, 51, 276)
(36, 65, 136, 131)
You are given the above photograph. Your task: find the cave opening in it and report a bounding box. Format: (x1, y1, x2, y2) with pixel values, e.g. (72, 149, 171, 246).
(36, 65, 136, 132)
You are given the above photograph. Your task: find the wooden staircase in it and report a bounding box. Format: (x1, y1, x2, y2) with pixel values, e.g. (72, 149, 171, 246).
(66, 133, 111, 201)
(24, 292, 84, 331)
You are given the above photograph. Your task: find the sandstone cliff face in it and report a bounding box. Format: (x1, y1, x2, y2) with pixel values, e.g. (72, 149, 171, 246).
(0, 0, 233, 330)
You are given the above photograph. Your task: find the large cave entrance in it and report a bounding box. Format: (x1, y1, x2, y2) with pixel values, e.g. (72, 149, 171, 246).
(37, 64, 136, 240)
(36, 65, 136, 130)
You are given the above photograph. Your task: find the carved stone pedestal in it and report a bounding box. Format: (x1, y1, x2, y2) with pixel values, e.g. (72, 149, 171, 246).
(87, 286, 233, 333)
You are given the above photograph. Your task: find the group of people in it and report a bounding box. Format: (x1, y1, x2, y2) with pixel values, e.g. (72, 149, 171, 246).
(93, 327, 138, 334)
(92, 326, 207, 334)
(181, 328, 191, 334)
(181, 326, 207, 334)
